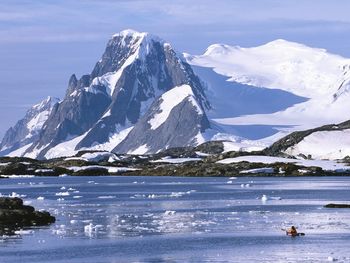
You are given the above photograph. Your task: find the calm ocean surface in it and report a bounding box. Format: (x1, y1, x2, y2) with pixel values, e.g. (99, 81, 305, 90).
(0, 176, 350, 262)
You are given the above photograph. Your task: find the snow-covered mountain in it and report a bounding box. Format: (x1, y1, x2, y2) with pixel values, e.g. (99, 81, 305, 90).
(5, 30, 212, 159)
(3, 33, 350, 160)
(186, 39, 350, 140)
(0, 96, 60, 156)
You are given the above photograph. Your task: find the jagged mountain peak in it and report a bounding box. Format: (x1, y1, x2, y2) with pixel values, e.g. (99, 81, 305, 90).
(7, 29, 210, 159)
(91, 29, 170, 80)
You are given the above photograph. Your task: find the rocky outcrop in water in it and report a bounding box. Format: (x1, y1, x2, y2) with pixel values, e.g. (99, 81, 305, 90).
(324, 203, 350, 208)
(0, 197, 55, 235)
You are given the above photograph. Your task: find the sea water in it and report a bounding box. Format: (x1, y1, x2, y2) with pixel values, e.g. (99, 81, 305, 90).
(0, 176, 350, 262)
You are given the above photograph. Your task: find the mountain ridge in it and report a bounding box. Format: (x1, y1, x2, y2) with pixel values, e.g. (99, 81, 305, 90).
(3, 32, 350, 160)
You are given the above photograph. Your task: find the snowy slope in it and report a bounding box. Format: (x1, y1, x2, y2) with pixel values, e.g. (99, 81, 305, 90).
(284, 130, 350, 160)
(186, 39, 350, 140)
(148, 84, 203, 130)
(187, 39, 350, 98)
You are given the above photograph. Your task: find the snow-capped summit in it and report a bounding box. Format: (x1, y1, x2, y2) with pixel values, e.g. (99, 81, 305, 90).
(113, 29, 143, 37)
(0, 96, 60, 156)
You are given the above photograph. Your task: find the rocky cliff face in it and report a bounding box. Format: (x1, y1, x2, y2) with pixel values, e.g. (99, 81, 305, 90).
(114, 84, 211, 154)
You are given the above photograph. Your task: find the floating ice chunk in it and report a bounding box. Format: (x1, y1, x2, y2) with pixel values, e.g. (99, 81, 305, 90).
(229, 177, 237, 179)
(57, 198, 65, 201)
(60, 186, 66, 190)
(52, 225, 66, 235)
(261, 195, 268, 202)
(73, 196, 82, 199)
(164, 210, 176, 216)
(8, 175, 34, 178)
(55, 192, 70, 196)
(170, 192, 186, 197)
(14, 230, 34, 235)
(227, 181, 233, 184)
(84, 223, 93, 234)
(37, 196, 45, 200)
(84, 223, 103, 237)
(70, 220, 78, 224)
(97, 196, 116, 199)
(68, 188, 76, 191)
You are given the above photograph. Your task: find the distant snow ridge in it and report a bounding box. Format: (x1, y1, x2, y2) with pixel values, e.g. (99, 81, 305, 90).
(0, 96, 59, 156)
(186, 39, 350, 144)
(189, 39, 350, 98)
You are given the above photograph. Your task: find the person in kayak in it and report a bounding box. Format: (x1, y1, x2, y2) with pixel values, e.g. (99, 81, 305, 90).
(286, 226, 298, 236)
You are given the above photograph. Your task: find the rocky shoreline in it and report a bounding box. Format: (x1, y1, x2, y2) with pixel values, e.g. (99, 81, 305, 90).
(0, 197, 55, 235)
(0, 141, 350, 177)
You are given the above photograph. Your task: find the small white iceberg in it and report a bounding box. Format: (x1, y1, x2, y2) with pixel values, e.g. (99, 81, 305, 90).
(55, 192, 70, 196)
(261, 195, 268, 202)
(164, 210, 176, 216)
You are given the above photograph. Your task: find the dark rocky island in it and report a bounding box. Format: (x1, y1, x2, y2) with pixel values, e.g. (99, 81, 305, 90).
(0, 197, 55, 235)
(324, 203, 350, 208)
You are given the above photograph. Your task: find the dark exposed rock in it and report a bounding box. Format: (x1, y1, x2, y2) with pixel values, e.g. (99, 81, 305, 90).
(0, 197, 55, 235)
(194, 141, 225, 154)
(324, 203, 350, 208)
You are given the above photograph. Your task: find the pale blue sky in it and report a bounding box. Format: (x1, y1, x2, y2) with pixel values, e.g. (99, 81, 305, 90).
(1, 0, 350, 138)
